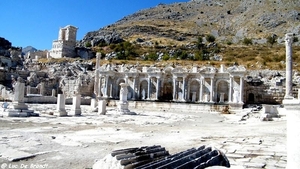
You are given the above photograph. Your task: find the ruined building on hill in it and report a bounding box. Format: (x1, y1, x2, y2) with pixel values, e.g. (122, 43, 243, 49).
(49, 25, 78, 58)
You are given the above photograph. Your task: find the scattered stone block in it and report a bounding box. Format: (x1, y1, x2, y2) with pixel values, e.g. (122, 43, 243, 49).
(70, 94, 81, 116)
(98, 100, 106, 115)
(55, 94, 67, 117)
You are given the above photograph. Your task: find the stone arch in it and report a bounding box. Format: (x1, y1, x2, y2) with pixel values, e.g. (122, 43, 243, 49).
(116, 78, 125, 99)
(248, 93, 255, 103)
(189, 79, 200, 102)
(139, 79, 148, 100)
(216, 79, 229, 102)
(161, 75, 173, 101)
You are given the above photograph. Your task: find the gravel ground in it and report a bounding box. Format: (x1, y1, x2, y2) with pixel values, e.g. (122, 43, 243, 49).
(0, 103, 286, 169)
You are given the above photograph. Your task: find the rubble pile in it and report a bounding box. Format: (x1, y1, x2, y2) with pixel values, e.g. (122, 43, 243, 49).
(93, 145, 230, 169)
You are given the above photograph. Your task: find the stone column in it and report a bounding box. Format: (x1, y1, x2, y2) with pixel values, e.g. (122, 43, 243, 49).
(104, 76, 109, 97)
(147, 76, 151, 100)
(119, 83, 128, 102)
(133, 77, 137, 100)
(98, 100, 106, 115)
(125, 75, 129, 84)
(284, 102, 300, 169)
(182, 76, 186, 101)
(40, 82, 45, 96)
(90, 98, 97, 111)
(210, 77, 214, 102)
(95, 53, 101, 69)
(173, 77, 177, 101)
(70, 94, 81, 116)
(298, 89, 300, 100)
(52, 89, 56, 97)
(156, 77, 161, 100)
(187, 81, 191, 101)
(239, 76, 244, 103)
(98, 76, 102, 97)
(199, 78, 203, 102)
(228, 76, 233, 102)
(27, 86, 31, 96)
(283, 33, 300, 169)
(117, 83, 134, 115)
(285, 33, 294, 99)
(12, 78, 28, 110)
(109, 84, 113, 98)
(94, 70, 99, 97)
(56, 94, 67, 116)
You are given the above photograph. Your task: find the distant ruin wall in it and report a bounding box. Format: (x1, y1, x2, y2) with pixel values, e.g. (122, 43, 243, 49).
(24, 96, 91, 105)
(108, 100, 227, 112)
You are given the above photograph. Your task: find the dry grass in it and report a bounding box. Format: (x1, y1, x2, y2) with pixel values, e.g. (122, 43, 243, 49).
(40, 44, 300, 72)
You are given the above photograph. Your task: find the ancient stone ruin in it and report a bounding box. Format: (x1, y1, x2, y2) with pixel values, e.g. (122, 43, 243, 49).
(3, 77, 38, 117)
(93, 145, 230, 169)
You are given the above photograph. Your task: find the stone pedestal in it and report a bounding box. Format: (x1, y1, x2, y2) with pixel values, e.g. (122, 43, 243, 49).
(55, 94, 67, 116)
(98, 100, 106, 115)
(117, 83, 135, 115)
(90, 98, 97, 112)
(117, 101, 132, 114)
(228, 102, 243, 114)
(12, 102, 28, 110)
(283, 99, 300, 169)
(5, 78, 37, 117)
(70, 95, 81, 116)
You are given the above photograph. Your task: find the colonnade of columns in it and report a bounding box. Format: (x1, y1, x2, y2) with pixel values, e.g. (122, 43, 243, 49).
(96, 74, 244, 103)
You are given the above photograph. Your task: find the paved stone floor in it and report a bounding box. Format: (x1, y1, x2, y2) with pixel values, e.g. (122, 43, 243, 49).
(0, 103, 286, 169)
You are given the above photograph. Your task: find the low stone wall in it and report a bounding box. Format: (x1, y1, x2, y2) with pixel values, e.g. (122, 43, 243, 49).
(24, 96, 56, 104)
(24, 96, 91, 105)
(107, 100, 227, 113)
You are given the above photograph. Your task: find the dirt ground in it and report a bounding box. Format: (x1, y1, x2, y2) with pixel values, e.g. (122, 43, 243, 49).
(0, 103, 286, 169)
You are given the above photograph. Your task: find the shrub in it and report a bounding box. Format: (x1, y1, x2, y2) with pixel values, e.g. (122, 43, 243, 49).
(85, 41, 92, 47)
(206, 34, 216, 43)
(267, 35, 277, 47)
(243, 38, 252, 45)
(226, 40, 232, 45)
(146, 53, 159, 61)
(197, 37, 204, 49)
(294, 37, 299, 43)
(193, 51, 204, 61)
(162, 54, 170, 61)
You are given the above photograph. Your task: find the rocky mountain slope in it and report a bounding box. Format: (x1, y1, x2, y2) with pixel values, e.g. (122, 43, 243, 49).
(22, 46, 37, 55)
(79, 0, 300, 47)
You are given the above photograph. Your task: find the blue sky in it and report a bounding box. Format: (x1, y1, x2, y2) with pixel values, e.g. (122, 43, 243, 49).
(0, 0, 189, 50)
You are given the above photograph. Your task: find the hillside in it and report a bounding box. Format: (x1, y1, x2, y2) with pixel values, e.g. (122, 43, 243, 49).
(76, 0, 300, 71)
(80, 0, 300, 46)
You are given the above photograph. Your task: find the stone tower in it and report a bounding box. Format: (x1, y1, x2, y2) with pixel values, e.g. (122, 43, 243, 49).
(50, 25, 78, 58)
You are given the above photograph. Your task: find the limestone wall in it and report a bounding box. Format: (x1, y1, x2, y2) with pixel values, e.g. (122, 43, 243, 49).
(107, 100, 227, 113)
(24, 96, 91, 105)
